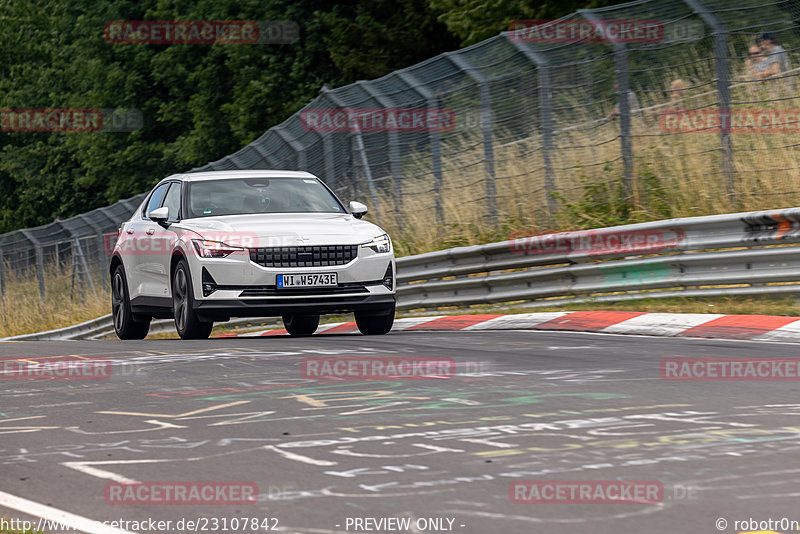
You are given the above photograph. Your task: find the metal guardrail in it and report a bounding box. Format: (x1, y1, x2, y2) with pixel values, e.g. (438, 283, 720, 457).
(394, 206, 800, 310)
(5, 205, 800, 340)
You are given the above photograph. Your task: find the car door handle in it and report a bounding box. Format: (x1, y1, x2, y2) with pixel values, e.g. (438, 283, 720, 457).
(146, 228, 155, 235)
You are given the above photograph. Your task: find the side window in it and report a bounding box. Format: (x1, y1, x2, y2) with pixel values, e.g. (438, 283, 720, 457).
(162, 182, 182, 221)
(144, 183, 170, 218)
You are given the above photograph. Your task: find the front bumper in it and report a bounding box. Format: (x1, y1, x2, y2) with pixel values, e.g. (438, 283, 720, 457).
(193, 292, 396, 321)
(185, 244, 396, 320)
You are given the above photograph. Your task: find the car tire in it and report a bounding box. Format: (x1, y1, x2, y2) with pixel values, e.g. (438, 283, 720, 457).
(172, 259, 213, 340)
(282, 314, 320, 336)
(355, 304, 395, 335)
(111, 264, 150, 340)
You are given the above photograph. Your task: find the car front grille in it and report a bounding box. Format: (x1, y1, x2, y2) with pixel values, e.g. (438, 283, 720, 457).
(249, 245, 358, 268)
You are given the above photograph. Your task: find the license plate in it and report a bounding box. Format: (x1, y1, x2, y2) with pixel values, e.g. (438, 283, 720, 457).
(277, 273, 338, 288)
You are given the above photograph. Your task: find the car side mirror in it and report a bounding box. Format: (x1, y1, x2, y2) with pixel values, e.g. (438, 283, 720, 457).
(349, 201, 368, 219)
(149, 206, 169, 226)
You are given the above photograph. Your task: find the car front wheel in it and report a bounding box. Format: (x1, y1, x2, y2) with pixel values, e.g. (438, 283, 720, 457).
(111, 265, 150, 340)
(355, 304, 395, 335)
(172, 259, 213, 340)
(282, 314, 320, 336)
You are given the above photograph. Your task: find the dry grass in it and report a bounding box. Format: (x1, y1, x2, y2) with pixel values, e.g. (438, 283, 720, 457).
(360, 49, 800, 256)
(0, 267, 110, 339)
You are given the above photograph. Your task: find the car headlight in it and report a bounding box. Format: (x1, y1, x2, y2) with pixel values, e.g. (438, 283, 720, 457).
(192, 239, 244, 258)
(361, 233, 392, 254)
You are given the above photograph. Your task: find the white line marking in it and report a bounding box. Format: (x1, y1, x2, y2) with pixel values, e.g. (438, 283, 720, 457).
(264, 445, 337, 466)
(0, 490, 137, 534)
(62, 459, 171, 484)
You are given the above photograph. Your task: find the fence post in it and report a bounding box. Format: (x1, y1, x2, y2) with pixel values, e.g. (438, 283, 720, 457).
(19, 229, 45, 305)
(357, 81, 405, 221)
(321, 90, 383, 222)
(73, 215, 105, 291)
(0, 248, 5, 302)
(507, 37, 559, 222)
(614, 43, 635, 203)
(397, 70, 445, 226)
(351, 126, 383, 224)
(683, 0, 736, 206)
(446, 53, 498, 225)
(69, 215, 106, 291)
(250, 143, 278, 169)
(321, 132, 338, 191)
(579, 11, 635, 203)
(274, 125, 307, 170)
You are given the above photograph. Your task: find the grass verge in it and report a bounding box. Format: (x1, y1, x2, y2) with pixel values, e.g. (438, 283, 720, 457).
(0, 267, 109, 339)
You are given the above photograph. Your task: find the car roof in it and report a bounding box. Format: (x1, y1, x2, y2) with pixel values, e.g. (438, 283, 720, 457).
(162, 170, 319, 183)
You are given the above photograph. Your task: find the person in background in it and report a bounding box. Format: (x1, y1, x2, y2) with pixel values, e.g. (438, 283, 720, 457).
(605, 82, 640, 121)
(669, 78, 687, 102)
(756, 32, 790, 79)
(745, 45, 768, 80)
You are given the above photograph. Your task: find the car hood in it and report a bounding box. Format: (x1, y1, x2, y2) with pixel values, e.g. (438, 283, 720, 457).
(176, 213, 386, 248)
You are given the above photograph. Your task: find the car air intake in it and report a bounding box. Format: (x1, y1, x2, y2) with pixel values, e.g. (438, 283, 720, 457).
(249, 245, 358, 268)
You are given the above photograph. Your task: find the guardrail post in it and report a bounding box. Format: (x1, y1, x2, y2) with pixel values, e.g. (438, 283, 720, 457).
(397, 70, 445, 226)
(19, 229, 45, 305)
(446, 53, 498, 225)
(683, 0, 736, 206)
(506, 37, 559, 222)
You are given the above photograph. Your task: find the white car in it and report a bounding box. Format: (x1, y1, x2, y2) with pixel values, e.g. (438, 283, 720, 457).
(110, 170, 396, 339)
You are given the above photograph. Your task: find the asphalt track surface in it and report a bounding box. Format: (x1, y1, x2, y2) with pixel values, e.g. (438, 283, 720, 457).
(2, 330, 800, 534)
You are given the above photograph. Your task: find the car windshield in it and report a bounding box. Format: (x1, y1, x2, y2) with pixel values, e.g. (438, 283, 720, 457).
(187, 177, 346, 218)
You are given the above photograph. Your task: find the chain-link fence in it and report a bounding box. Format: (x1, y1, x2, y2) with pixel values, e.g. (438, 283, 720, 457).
(0, 0, 798, 304)
(0, 193, 146, 305)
